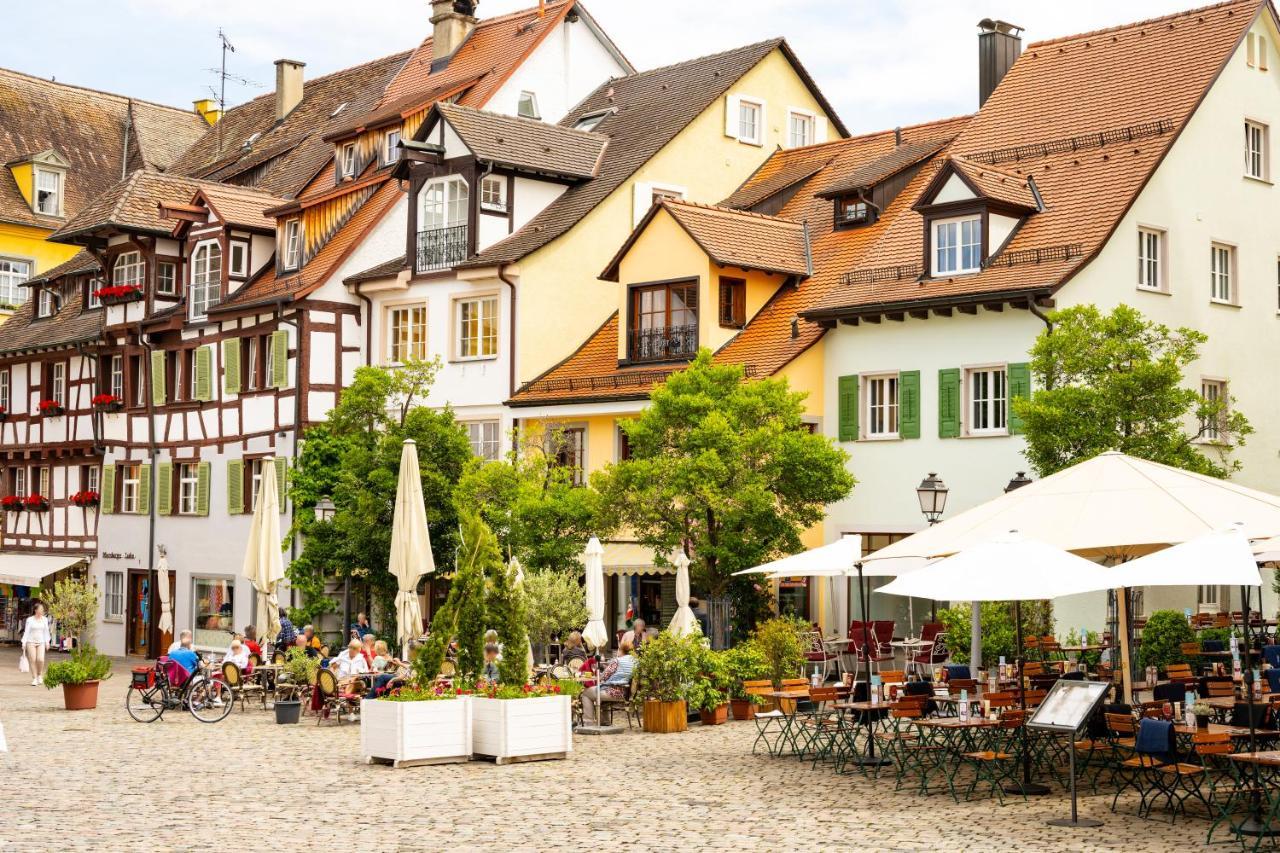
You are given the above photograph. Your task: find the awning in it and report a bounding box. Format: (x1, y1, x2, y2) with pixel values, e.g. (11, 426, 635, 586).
(0, 553, 88, 586)
(576, 542, 672, 576)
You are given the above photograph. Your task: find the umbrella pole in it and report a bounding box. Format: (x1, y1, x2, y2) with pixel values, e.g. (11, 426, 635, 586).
(854, 562, 889, 767)
(1005, 598, 1049, 796)
(1116, 585, 1133, 705)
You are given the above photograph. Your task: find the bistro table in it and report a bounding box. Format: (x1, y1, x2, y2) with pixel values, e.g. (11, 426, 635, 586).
(831, 699, 893, 772)
(892, 639, 927, 676)
(913, 717, 1001, 798)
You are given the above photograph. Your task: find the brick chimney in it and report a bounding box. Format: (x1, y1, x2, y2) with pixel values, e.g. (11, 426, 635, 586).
(431, 0, 479, 61)
(977, 19, 1023, 107)
(274, 59, 306, 121)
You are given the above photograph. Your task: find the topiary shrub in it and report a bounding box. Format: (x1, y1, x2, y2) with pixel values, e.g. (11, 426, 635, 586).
(1139, 609, 1196, 671)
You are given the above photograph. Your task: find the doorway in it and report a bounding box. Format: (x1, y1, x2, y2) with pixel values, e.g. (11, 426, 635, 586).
(126, 570, 150, 657)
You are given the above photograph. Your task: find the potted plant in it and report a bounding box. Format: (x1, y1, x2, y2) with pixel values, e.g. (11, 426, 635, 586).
(38, 399, 64, 417)
(91, 393, 123, 413)
(69, 490, 100, 508)
(1193, 700, 1213, 729)
(92, 283, 143, 305)
(632, 629, 702, 733)
(688, 647, 732, 725)
(469, 679, 576, 764)
(44, 645, 112, 710)
(361, 682, 473, 768)
(753, 616, 807, 690)
(723, 642, 769, 720)
(1139, 609, 1197, 672)
(275, 647, 316, 724)
(1, 494, 23, 513)
(24, 493, 50, 512)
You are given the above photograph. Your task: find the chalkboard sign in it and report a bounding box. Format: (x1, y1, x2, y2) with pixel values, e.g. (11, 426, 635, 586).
(1027, 679, 1111, 734)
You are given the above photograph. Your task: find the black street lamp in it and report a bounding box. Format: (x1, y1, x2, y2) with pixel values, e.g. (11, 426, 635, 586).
(916, 472, 949, 523)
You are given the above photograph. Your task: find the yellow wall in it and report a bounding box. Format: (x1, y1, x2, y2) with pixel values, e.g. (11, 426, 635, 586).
(9, 164, 33, 208)
(516, 47, 838, 383)
(0, 222, 80, 311)
(523, 413, 625, 476)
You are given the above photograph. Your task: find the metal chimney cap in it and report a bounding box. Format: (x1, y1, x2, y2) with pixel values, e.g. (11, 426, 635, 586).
(978, 19, 1024, 36)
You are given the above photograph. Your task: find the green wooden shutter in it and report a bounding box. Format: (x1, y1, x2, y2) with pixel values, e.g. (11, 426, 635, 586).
(137, 463, 151, 515)
(156, 462, 173, 516)
(194, 346, 213, 402)
(938, 368, 961, 438)
(222, 339, 241, 395)
(100, 465, 115, 514)
(270, 331, 288, 388)
(1007, 362, 1031, 435)
(227, 459, 244, 515)
(196, 461, 211, 516)
(899, 370, 921, 439)
(150, 350, 166, 406)
(837, 375, 859, 442)
(274, 457, 288, 511)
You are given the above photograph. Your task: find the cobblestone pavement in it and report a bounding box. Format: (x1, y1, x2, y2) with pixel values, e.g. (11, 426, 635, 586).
(0, 649, 1234, 851)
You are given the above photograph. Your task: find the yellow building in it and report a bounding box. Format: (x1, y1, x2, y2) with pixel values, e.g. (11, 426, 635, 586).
(0, 68, 208, 318)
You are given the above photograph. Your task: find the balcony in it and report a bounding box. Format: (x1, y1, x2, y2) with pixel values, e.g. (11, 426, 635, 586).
(416, 225, 468, 273)
(628, 323, 698, 363)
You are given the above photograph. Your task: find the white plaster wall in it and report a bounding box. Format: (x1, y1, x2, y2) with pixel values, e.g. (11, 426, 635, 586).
(309, 196, 407, 307)
(488, 16, 630, 122)
(478, 210, 509, 251)
(512, 176, 567, 233)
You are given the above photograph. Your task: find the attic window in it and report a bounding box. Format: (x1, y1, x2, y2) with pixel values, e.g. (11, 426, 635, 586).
(36, 287, 58, 318)
(932, 215, 983, 276)
(517, 91, 540, 120)
(330, 102, 348, 118)
(573, 111, 608, 132)
(35, 168, 62, 216)
(341, 142, 357, 178)
(836, 196, 872, 227)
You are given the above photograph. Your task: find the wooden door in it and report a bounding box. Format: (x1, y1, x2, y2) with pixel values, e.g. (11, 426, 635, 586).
(126, 570, 150, 657)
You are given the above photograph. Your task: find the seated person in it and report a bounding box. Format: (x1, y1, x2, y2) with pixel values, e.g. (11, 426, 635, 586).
(241, 626, 262, 659)
(580, 639, 635, 726)
(371, 640, 403, 672)
(301, 625, 323, 652)
(361, 633, 378, 666)
(294, 633, 319, 659)
(482, 643, 501, 683)
(168, 634, 200, 681)
(222, 638, 251, 672)
(167, 629, 193, 655)
(619, 619, 648, 651)
(351, 613, 373, 639)
(557, 631, 588, 666)
(334, 639, 370, 680)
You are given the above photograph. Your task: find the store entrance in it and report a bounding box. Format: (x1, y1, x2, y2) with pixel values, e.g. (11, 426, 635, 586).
(126, 570, 150, 657)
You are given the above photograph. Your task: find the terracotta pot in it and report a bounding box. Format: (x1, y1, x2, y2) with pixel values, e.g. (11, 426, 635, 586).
(730, 699, 756, 721)
(642, 699, 687, 733)
(699, 703, 729, 726)
(61, 680, 99, 711)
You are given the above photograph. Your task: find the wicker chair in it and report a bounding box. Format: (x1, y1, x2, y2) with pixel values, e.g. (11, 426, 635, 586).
(315, 669, 361, 725)
(221, 661, 266, 711)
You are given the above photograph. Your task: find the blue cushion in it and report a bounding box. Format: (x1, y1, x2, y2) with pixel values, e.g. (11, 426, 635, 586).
(1267, 669, 1280, 693)
(944, 665, 971, 681)
(1135, 718, 1173, 756)
(1264, 646, 1280, 668)
(1202, 640, 1225, 653)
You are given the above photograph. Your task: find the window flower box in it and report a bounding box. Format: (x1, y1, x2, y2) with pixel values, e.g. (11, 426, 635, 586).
(1, 495, 23, 512)
(70, 490, 99, 508)
(0, 406, 7, 422)
(91, 393, 123, 413)
(359, 693, 471, 768)
(23, 494, 49, 512)
(38, 400, 64, 417)
(92, 284, 143, 306)
(470, 690, 573, 765)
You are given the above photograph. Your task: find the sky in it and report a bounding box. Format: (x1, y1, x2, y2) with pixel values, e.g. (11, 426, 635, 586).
(11, 0, 1202, 133)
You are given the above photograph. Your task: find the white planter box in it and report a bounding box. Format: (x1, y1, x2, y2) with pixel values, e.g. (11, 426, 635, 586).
(359, 696, 471, 768)
(470, 695, 573, 764)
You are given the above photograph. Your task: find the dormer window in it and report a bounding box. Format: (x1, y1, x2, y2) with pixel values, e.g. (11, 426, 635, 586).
(283, 219, 302, 270)
(113, 251, 143, 288)
(573, 111, 608, 132)
(190, 241, 222, 319)
(480, 175, 507, 212)
(836, 196, 873, 228)
(341, 143, 357, 178)
(384, 129, 401, 165)
(932, 215, 983, 276)
(517, 91, 540, 119)
(35, 168, 62, 216)
(86, 278, 103, 309)
(36, 287, 58, 318)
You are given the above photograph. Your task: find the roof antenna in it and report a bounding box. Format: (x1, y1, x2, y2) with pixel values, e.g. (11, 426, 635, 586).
(203, 29, 261, 157)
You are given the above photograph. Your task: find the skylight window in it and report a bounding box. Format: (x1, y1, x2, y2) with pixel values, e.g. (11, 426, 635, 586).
(573, 112, 608, 132)
(330, 102, 348, 118)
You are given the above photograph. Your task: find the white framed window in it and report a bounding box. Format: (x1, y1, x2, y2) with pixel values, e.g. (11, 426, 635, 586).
(1137, 227, 1165, 291)
(517, 91, 539, 119)
(0, 258, 30, 306)
(51, 362, 66, 406)
(419, 176, 469, 229)
(341, 142, 357, 178)
(86, 465, 99, 494)
(932, 215, 983, 276)
(1201, 378, 1227, 443)
(35, 168, 62, 216)
(0, 369, 10, 410)
(550, 426, 586, 486)
(130, 355, 144, 407)
(788, 109, 815, 148)
(249, 459, 265, 512)
(156, 261, 177, 296)
(104, 572, 124, 621)
(387, 304, 427, 363)
(191, 576, 233, 648)
(263, 337, 274, 390)
(573, 111, 607, 132)
(86, 278, 102, 309)
(37, 288, 57, 318)
(480, 176, 507, 212)
(863, 374, 899, 438)
(12, 467, 24, 496)
(384, 129, 401, 165)
(190, 242, 222, 319)
(38, 466, 49, 497)
(229, 242, 248, 278)
(178, 462, 199, 515)
(1210, 242, 1235, 303)
(456, 295, 498, 359)
(1246, 120, 1269, 180)
(121, 463, 141, 514)
(246, 338, 259, 391)
(465, 420, 501, 461)
(738, 98, 764, 145)
(109, 355, 123, 400)
(966, 366, 1008, 435)
(113, 251, 143, 288)
(283, 219, 302, 270)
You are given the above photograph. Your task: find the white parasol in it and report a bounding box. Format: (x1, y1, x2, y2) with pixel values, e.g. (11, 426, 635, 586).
(389, 439, 435, 654)
(582, 537, 609, 651)
(666, 549, 698, 637)
(242, 456, 284, 648)
(156, 549, 173, 635)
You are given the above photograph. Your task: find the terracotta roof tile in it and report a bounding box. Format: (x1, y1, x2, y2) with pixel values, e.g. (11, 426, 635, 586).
(945, 156, 1041, 211)
(343, 255, 407, 284)
(25, 249, 98, 285)
(0, 289, 102, 356)
(436, 102, 608, 179)
(721, 151, 834, 210)
(195, 183, 285, 232)
(816, 135, 955, 198)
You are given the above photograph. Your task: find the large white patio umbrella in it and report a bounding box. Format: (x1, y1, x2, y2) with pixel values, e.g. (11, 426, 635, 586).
(389, 439, 434, 654)
(863, 451, 1280, 701)
(510, 556, 534, 671)
(582, 537, 609, 652)
(156, 548, 173, 636)
(1107, 527, 1264, 588)
(666, 549, 698, 637)
(242, 455, 284, 649)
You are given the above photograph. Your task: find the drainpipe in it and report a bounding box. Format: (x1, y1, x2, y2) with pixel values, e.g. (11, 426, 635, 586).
(136, 322, 159, 640)
(497, 264, 517, 399)
(354, 281, 373, 367)
(1028, 298, 1053, 333)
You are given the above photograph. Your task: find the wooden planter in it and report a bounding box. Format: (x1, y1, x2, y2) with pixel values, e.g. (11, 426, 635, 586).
(471, 695, 572, 765)
(359, 696, 471, 768)
(61, 680, 100, 710)
(699, 703, 729, 726)
(730, 699, 756, 721)
(643, 699, 688, 733)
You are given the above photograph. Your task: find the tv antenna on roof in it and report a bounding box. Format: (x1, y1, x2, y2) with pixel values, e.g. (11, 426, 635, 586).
(205, 29, 262, 157)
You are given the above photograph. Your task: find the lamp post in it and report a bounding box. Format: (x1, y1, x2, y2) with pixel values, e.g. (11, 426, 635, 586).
(313, 496, 342, 635)
(915, 473, 949, 628)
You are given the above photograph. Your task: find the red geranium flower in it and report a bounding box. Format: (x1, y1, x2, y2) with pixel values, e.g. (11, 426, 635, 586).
(91, 393, 121, 406)
(38, 399, 62, 412)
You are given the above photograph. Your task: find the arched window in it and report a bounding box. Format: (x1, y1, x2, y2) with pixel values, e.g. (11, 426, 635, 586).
(113, 251, 143, 288)
(190, 242, 223, 319)
(416, 176, 469, 272)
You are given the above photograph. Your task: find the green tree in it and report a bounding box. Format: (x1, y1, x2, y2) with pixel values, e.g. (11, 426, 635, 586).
(521, 567, 588, 663)
(1138, 609, 1196, 671)
(1014, 304, 1252, 478)
(593, 351, 854, 639)
(490, 558, 531, 685)
(453, 510, 496, 679)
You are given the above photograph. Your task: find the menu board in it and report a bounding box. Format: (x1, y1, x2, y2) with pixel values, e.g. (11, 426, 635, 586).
(1027, 679, 1111, 733)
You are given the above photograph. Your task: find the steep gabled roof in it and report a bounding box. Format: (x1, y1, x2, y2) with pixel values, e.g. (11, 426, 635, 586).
(193, 183, 285, 232)
(435, 102, 608, 179)
(816, 135, 955, 199)
(924, 156, 1041, 212)
(24, 249, 98, 286)
(0, 289, 102, 356)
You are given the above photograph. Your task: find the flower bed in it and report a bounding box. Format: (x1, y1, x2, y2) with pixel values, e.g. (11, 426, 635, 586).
(469, 681, 573, 765)
(91, 393, 123, 413)
(70, 490, 99, 508)
(92, 284, 143, 305)
(38, 400, 64, 417)
(360, 685, 472, 768)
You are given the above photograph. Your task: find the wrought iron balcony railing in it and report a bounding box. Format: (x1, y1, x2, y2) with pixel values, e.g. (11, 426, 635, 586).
(416, 225, 468, 273)
(628, 323, 698, 363)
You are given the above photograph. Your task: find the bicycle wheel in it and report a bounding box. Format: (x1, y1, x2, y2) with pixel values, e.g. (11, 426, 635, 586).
(125, 684, 166, 723)
(188, 677, 234, 723)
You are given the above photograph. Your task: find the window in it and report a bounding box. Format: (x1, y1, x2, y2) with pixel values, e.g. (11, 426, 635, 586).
(113, 251, 143, 288)
(573, 112, 607, 132)
(85, 464, 99, 495)
(480, 176, 507, 212)
(283, 219, 302, 270)
(517, 91, 539, 119)
(551, 427, 586, 486)
(1137, 227, 1164, 291)
(384, 129, 401, 165)
(109, 355, 123, 400)
(35, 168, 61, 215)
(245, 337, 259, 391)
(86, 278, 102, 309)
(933, 216, 983, 275)
(1201, 379, 1227, 442)
(419, 176, 469, 229)
(37, 288, 57, 318)
(1245, 120, 1269, 180)
(129, 355, 144, 407)
(156, 261, 177, 296)
(967, 366, 1008, 434)
(650, 185, 683, 205)
(263, 335, 274, 389)
(738, 98, 763, 145)
(0, 258, 31, 306)
(718, 277, 746, 329)
(629, 280, 698, 362)
(788, 110, 814, 148)
(456, 296, 498, 359)
(190, 242, 222, 318)
(864, 374, 899, 438)
(11, 467, 24, 496)
(104, 572, 124, 621)
(341, 142, 357, 178)
(837, 197, 871, 226)
(388, 305, 427, 363)
(617, 426, 632, 461)
(120, 463, 141, 513)
(38, 466, 49, 497)
(192, 577, 233, 648)
(465, 421, 501, 461)
(0, 369, 10, 411)
(178, 462, 200, 515)
(1210, 243, 1235, 303)
(51, 362, 66, 406)
(1198, 585, 1223, 610)
(229, 242, 248, 278)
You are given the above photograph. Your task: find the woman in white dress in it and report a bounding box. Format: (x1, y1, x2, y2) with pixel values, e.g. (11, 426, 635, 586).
(21, 601, 53, 686)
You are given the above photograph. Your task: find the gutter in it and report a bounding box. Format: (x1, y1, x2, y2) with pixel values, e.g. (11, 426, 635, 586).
(802, 286, 1053, 323)
(272, 304, 305, 607)
(135, 321, 159, 622)
(497, 264, 518, 399)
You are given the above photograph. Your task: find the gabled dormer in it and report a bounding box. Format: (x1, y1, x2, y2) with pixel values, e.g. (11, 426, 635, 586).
(815, 136, 953, 231)
(913, 156, 1042, 278)
(7, 149, 69, 218)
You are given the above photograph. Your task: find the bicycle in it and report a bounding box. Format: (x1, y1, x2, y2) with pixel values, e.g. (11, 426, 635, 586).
(126, 655, 234, 723)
